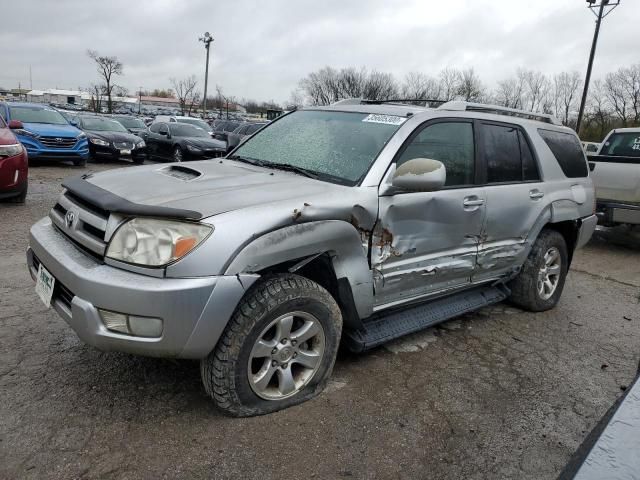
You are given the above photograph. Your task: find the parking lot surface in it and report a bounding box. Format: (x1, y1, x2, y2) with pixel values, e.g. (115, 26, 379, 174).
(1, 159, 639, 480)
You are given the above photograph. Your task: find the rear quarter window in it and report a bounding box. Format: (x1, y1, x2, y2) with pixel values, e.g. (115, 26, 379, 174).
(537, 129, 588, 178)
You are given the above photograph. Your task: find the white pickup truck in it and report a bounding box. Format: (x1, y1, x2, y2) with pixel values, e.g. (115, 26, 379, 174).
(590, 127, 640, 226)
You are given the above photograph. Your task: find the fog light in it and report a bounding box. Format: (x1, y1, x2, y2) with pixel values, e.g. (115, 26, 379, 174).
(128, 315, 163, 337)
(99, 309, 163, 338)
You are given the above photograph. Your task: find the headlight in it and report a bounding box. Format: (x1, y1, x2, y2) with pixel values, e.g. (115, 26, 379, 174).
(106, 218, 213, 267)
(90, 137, 109, 146)
(136, 140, 146, 148)
(78, 133, 87, 140)
(0, 143, 23, 158)
(16, 129, 39, 139)
(187, 144, 202, 153)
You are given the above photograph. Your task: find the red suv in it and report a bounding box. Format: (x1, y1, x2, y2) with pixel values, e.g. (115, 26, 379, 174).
(0, 117, 28, 203)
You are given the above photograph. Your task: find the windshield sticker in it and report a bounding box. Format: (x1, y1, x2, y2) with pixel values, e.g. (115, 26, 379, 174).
(362, 114, 407, 126)
(633, 137, 640, 151)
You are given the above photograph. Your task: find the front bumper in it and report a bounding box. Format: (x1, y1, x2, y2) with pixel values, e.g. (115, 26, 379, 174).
(90, 143, 147, 158)
(27, 217, 258, 359)
(0, 151, 28, 198)
(597, 201, 640, 226)
(19, 137, 89, 161)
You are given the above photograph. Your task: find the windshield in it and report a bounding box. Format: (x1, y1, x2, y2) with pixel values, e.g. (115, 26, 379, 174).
(178, 118, 210, 130)
(233, 110, 404, 185)
(601, 132, 640, 157)
(114, 117, 145, 129)
(81, 117, 128, 132)
(170, 123, 210, 138)
(10, 106, 68, 125)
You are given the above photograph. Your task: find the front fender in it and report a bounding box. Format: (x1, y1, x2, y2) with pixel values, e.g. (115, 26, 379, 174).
(225, 220, 374, 319)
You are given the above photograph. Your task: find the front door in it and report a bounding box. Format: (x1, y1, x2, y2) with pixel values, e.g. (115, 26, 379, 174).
(372, 120, 485, 309)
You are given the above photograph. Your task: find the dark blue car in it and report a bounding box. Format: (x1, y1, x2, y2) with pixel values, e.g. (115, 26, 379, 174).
(0, 102, 89, 166)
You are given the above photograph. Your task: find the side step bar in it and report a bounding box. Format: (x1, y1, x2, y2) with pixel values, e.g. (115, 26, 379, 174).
(344, 285, 509, 352)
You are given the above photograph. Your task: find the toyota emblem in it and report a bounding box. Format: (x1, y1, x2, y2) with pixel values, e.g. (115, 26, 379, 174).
(65, 210, 76, 228)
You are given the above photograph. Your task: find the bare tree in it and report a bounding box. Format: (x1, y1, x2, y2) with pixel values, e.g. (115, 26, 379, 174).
(495, 76, 525, 108)
(171, 76, 200, 116)
(618, 64, 640, 124)
(518, 69, 551, 112)
(439, 68, 460, 101)
(87, 50, 123, 114)
(552, 71, 582, 126)
(584, 79, 613, 140)
(400, 72, 442, 101)
(362, 70, 398, 101)
(456, 68, 485, 102)
(87, 84, 103, 113)
(604, 70, 630, 126)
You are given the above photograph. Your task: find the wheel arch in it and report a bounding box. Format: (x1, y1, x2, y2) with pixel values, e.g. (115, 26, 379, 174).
(224, 220, 373, 324)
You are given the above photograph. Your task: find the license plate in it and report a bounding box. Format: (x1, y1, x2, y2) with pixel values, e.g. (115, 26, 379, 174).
(35, 264, 55, 308)
(120, 149, 131, 155)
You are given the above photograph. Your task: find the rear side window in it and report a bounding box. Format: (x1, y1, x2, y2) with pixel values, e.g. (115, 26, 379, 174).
(482, 124, 521, 183)
(520, 131, 540, 181)
(538, 129, 588, 177)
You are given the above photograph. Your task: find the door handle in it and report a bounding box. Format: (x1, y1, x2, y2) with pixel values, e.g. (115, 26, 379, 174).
(529, 190, 545, 200)
(463, 197, 485, 207)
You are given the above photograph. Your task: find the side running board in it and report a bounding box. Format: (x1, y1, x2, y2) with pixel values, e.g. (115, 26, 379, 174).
(344, 285, 509, 352)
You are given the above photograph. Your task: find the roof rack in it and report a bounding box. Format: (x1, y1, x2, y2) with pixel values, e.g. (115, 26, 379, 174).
(361, 98, 446, 107)
(437, 101, 562, 125)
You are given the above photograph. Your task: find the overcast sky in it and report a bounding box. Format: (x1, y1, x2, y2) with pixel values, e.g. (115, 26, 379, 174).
(0, 0, 636, 104)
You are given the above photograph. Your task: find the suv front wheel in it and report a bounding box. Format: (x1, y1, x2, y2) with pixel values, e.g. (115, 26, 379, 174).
(509, 229, 569, 312)
(201, 274, 342, 417)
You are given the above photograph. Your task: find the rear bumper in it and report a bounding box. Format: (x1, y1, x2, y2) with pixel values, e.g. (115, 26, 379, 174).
(596, 201, 640, 225)
(27, 217, 258, 359)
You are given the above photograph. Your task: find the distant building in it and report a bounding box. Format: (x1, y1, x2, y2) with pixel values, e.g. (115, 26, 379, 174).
(140, 96, 180, 108)
(26, 89, 83, 105)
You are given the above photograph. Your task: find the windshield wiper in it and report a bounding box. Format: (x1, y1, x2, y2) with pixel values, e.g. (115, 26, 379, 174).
(227, 154, 269, 167)
(261, 162, 319, 179)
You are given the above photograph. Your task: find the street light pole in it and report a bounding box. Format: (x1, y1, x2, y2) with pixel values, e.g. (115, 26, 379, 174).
(138, 86, 143, 114)
(199, 32, 213, 117)
(576, 0, 620, 135)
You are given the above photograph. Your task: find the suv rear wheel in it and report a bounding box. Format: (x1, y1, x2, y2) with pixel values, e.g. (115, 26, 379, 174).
(201, 274, 342, 417)
(509, 229, 568, 312)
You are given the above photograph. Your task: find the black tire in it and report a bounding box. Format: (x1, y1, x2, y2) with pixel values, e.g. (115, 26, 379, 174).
(201, 274, 342, 417)
(8, 181, 27, 204)
(508, 229, 568, 312)
(73, 158, 87, 167)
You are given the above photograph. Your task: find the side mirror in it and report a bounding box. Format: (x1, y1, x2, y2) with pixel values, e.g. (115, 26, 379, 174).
(8, 120, 23, 129)
(392, 158, 446, 192)
(69, 119, 79, 127)
(159, 130, 168, 136)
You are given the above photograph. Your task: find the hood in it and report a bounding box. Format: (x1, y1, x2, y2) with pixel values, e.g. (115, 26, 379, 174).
(83, 160, 352, 219)
(183, 137, 226, 150)
(86, 130, 141, 143)
(0, 127, 18, 145)
(22, 122, 82, 138)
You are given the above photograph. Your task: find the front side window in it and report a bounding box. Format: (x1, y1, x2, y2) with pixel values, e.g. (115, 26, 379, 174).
(601, 132, 640, 157)
(396, 122, 475, 187)
(149, 123, 162, 133)
(234, 110, 404, 185)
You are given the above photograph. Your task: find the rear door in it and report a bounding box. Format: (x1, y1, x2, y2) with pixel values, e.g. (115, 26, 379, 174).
(474, 121, 546, 282)
(372, 119, 486, 308)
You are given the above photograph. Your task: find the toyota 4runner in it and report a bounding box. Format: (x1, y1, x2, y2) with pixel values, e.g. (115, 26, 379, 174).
(27, 100, 597, 416)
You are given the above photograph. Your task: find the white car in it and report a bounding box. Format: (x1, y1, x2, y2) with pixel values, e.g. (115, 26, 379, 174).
(590, 127, 640, 226)
(582, 141, 601, 156)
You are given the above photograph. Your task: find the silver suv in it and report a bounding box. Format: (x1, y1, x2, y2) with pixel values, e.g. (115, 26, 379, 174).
(27, 100, 597, 416)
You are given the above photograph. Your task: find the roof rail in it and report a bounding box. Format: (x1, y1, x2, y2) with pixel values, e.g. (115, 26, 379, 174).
(361, 98, 446, 107)
(438, 101, 563, 126)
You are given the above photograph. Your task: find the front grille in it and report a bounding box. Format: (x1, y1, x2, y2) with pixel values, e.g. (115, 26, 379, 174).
(114, 142, 134, 149)
(39, 136, 78, 148)
(32, 254, 74, 310)
(49, 191, 109, 258)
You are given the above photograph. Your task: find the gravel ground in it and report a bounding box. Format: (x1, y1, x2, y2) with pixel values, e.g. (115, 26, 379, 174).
(1, 159, 639, 480)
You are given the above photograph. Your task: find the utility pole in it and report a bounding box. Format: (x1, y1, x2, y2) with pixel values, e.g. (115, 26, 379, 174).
(138, 86, 143, 114)
(199, 32, 213, 117)
(576, 0, 621, 135)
